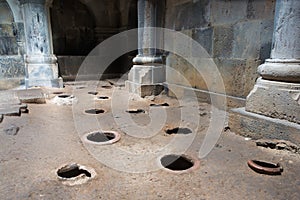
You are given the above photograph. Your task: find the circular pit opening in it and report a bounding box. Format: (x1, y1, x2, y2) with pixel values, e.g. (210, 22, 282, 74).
(150, 103, 169, 107)
(126, 109, 145, 114)
(97, 96, 110, 100)
(84, 131, 121, 145)
(165, 127, 192, 135)
(58, 94, 72, 98)
(102, 86, 112, 89)
(85, 109, 105, 115)
(160, 154, 198, 172)
(88, 91, 98, 95)
(57, 163, 91, 179)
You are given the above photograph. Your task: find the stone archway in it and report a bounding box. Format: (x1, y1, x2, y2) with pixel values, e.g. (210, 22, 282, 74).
(0, 0, 18, 55)
(4, 0, 22, 22)
(0, 0, 25, 89)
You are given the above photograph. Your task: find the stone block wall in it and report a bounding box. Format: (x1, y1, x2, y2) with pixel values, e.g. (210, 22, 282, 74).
(165, 0, 275, 99)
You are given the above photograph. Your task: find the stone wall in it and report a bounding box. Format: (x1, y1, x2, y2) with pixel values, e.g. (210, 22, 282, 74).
(51, 0, 137, 80)
(0, 0, 25, 90)
(165, 0, 275, 99)
(50, 0, 96, 56)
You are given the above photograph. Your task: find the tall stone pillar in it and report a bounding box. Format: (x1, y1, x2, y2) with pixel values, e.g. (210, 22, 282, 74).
(125, 0, 165, 97)
(229, 0, 300, 145)
(246, 0, 300, 124)
(21, 0, 61, 88)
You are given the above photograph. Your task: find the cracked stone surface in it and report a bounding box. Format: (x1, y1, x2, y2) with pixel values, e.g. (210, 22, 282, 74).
(0, 80, 299, 200)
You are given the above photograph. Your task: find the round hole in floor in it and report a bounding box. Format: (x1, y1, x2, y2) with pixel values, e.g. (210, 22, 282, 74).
(88, 91, 98, 95)
(160, 154, 196, 172)
(150, 103, 169, 107)
(84, 131, 121, 145)
(165, 127, 192, 135)
(52, 91, 63, 95)
(102, 85, 112, 89)
(58, 94, 72, 98)
(126, 109, 145, 114)
(57, 163, 91, 179)
(56, 163, 96, 186)
(97, 96, 110, 100)
(85, 109, 105, 115)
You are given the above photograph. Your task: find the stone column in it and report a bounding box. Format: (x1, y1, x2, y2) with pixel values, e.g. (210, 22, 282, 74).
(125, 0, 165, 97)
(20, 0, 62, 88)
(245, 0, 300, 124)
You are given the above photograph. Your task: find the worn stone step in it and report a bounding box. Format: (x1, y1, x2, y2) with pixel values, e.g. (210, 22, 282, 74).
(16, 89, 46, 104)
(0, 106, 21, 116)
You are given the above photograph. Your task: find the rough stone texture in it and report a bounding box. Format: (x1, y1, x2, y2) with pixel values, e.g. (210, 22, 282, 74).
(211, 0, 248, 25)
(270, 0, 300, 59)
(165, 0, 276, 100)
(232, 21, 261, 59)
(213, 25, 233, 58)
(166, 83, 245, 109)
(0, 56, 25, 79)
(126, 81, 164, 97)
(17, 88, 46, 104)
(215, 58, 260, 97)
(57, 56, 85, 81)
(165, 0, 210, 31)
(256, 139, 300, 154)
(192, 27, 213, 56)
(229, 107, 300, 146)
(0, 106, 21, 116)
(128, 65, 166, 85)
(246, 78, 300, 124)
(166, 54, 260, 99)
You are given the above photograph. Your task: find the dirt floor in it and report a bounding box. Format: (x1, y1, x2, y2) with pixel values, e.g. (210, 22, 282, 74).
(0, 80, 299, 200)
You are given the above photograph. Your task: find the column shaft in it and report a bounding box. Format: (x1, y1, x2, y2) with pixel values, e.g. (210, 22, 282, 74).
(21, 0, 61, 88)
(246, 0, 300, 124)
(258, 0, 300, 82)
(126, 0, 166, 97)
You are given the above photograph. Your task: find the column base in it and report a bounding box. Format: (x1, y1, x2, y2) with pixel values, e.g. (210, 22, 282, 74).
(126, 64, 165, 97)
(125, 81, 164, 97)
(246, 78, 300, 124)
(25, 77, 63, 88)
(25, 55, 62, 88)
(229, 107, 300, 146)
